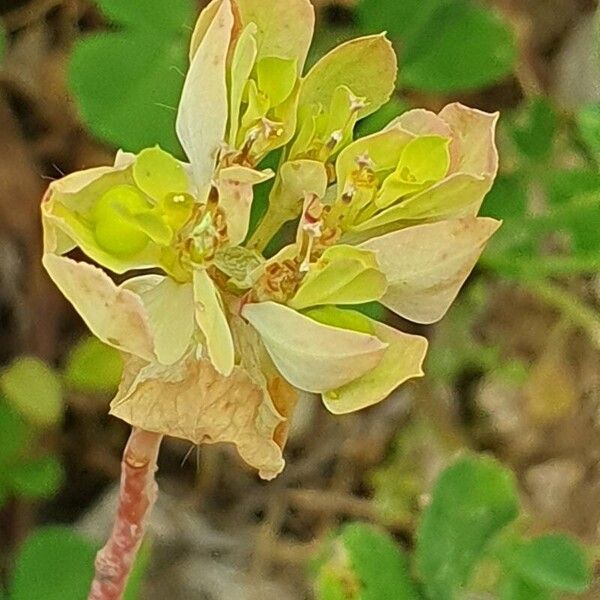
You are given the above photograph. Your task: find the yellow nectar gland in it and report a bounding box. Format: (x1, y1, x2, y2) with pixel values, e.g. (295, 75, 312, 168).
(158, 192, 195, 231)
(93, 185, 152, 257)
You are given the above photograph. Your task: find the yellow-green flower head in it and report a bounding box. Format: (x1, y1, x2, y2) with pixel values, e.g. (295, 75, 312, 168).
(41, 0, 500, 480)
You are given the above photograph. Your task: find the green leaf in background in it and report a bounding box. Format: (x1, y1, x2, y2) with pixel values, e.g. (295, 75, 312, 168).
(317, 523, 421, 600)
(9, 527, 98, 600)
(347, 301, 387, 323)
(357, 0, 450, 60)
(540, 193, 600, 255)
(64, 336, 123, 394)
(357, 0, 516, 93)
(9, 526, 149, 600)
(510, 98, 557, 162)
(356, 98, 408, 137)
(416, 455, 519, 600)
(500, 575, 551, 600)
(545, 168, 600, 206)
(483, 174, 600, 278)
(576, 103, 600, 162)
(69, 0, 194, 155)
(4, 456, 64, 500)
(0, 403, 29, 465)
(511, 534, 590, 594)
(343, 523, 421, 600)
(0, 357, 62, 427)
(0, 27, 6, 61)
(123, 540, 152, 600)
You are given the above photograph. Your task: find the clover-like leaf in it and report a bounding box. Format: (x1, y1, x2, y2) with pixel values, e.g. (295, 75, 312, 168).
(317, 523, 422, 600)
(70, 0, 194, 154)
(416, 455, 519, 600)
(0, 26, 6, 61)
(511, 535, 590, 594)
(5, 456, 64, 500)
(358, 0, 516, 93)
(360, 217, 501, 324)
(9, 527, 98, 600)
(64, 337, 123, 394)
(242, 301, 387, 393)
(0, 358, 62, 428)
(0, 405, 29, 465)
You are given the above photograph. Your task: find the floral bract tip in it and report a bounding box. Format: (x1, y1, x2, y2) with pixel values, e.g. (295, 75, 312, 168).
(42, 0, 500, 480)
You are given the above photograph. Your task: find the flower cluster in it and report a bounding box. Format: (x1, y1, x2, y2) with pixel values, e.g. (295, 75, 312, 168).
(42, 0, 500, 479)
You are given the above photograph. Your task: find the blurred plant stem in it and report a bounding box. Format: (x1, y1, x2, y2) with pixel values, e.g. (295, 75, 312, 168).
(88, 428, 162, 600)
(525, 279, 600, 349)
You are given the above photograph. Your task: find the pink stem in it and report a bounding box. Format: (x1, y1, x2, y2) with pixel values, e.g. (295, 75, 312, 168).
(88, 428, 163, 600)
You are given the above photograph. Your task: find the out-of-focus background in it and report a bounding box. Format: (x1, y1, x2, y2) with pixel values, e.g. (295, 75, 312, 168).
(0, 0, 599, 598)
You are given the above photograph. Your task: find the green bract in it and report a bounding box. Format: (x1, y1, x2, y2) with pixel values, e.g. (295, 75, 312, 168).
(42, 0, 500, 480)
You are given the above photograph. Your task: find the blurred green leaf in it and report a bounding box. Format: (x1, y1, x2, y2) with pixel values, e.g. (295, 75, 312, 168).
(484, 185, 600, 278)
(5, 456, 64, 500)
(540, 192, 600, 254)
(64, 336, 123, 394)
(317, 569, 350, 600)
(0, 403, 29, 465)
(511, 534, 590, 594)
(9, 527, 98, 600)
(0, 27, 6, 61)
(576, 103, 600, 162)
(358, 0, 516, 92)
(416, 455, 519, 600)
(0, 358, 62, 427)
(123, 540, 151, 600)
(357, 0, 450, 59)
(545, 168, 600, 206)
(500, 575, 551, 600)
(348, 302, 386, 323)
(482, 173, 528, 221)
(10, 526, 149, 600)
(317, 523, 421, 600)
(510, 98, 557, 162)
(344, 523, 421, 600)
(356, 98, 408, 137)
(69, 0, 194, 155)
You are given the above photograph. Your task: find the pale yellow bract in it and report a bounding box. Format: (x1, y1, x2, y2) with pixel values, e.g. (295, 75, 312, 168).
(41, 0, 500, 480)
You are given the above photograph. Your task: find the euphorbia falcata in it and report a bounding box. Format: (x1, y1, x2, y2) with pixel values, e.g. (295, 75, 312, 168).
(41, 0, 499, 595)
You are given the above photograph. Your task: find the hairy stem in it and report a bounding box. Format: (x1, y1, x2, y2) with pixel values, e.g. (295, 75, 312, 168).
(88, 428, 163, 600)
